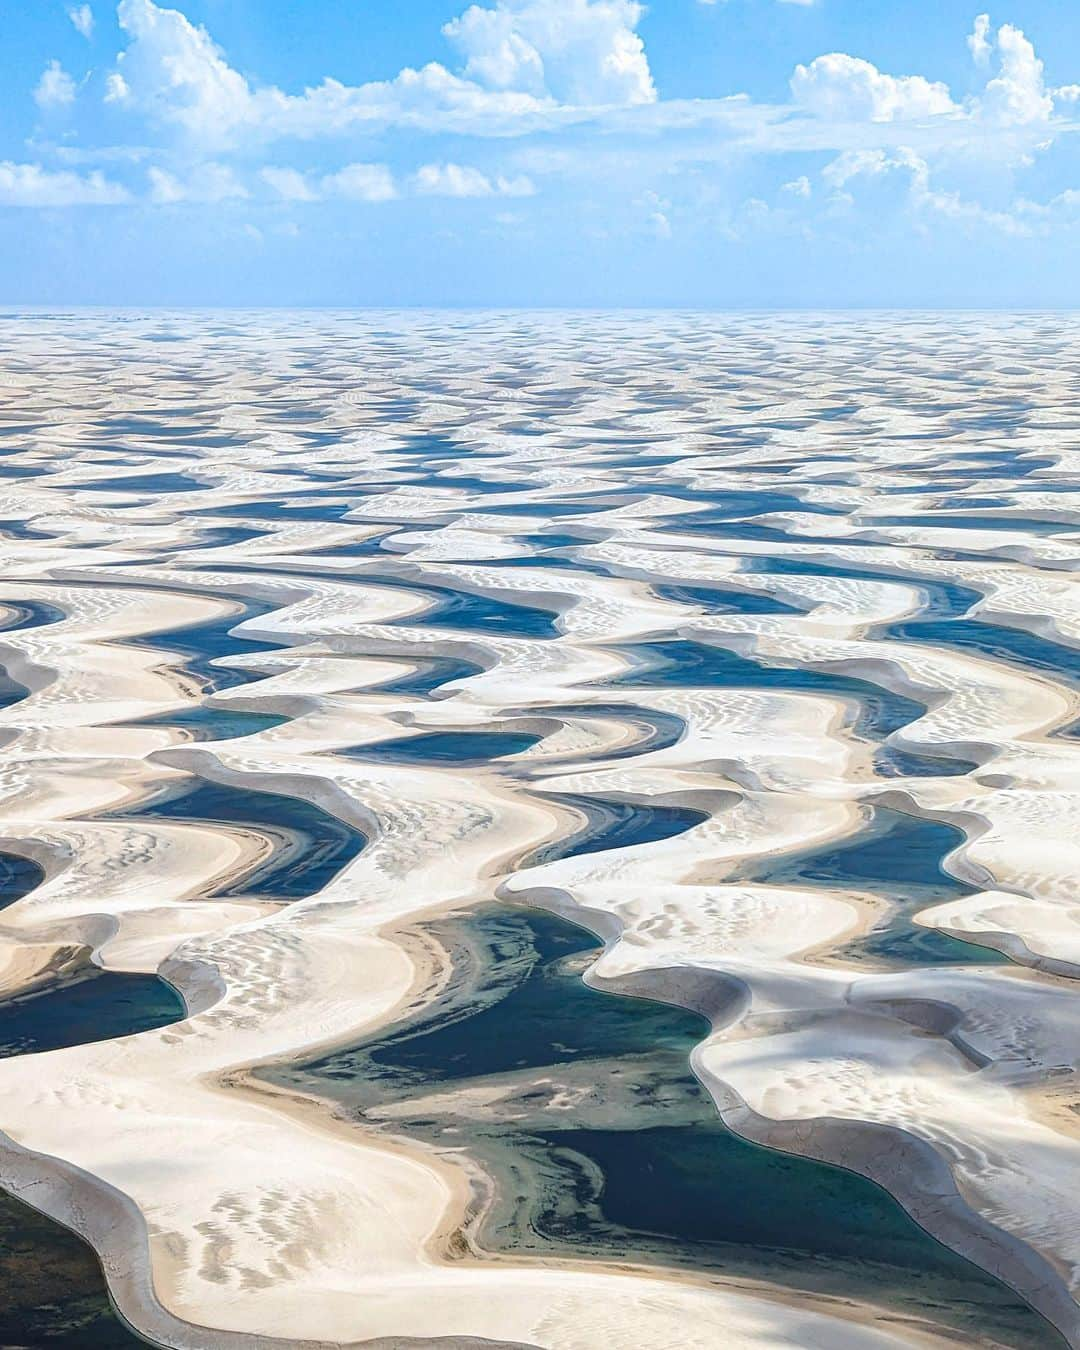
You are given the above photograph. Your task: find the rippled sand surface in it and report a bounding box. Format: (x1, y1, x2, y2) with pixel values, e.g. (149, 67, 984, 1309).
(0, 310, 1077, 1349)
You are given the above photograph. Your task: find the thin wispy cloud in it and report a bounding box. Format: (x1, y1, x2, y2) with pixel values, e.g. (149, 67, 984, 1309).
(68, 5, 95, 39)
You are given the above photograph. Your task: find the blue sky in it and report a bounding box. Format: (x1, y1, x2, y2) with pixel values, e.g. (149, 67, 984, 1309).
(3, 0, 1080, 306)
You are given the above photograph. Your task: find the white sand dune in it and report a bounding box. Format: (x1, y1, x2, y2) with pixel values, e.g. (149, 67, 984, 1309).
(0, 311, 1076, 1349)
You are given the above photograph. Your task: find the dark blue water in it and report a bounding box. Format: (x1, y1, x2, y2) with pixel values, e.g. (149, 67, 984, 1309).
(84, 472, 208, 495)
(94, 416, 210, 438)
(398, 473, 533, 495)
(281, 902, 1053, 1348)
(211, 564, 562, 640)
(0, 1190, 147, 1347)
(298, 532, 398, 561)
(120, 596, 291, 740)
(130, 777, 364, 901)
(661, 486, 848, 519)
(390, 579, 560, 638)
(752, 556, 982, 621)
(126, 705, 288, 742)
(0, 600, 67, 632)
(517, 701, 685, 761)
(526, 795, 706, 866)
(891, 618, 1080, 687)
(343, 730, 542, 766)
(873, 744, 977, 778)
(867, 514, 1073, 536)
(460, 497, 626, 519)
(662, 516, 818, 543)
(610, 637, 939, 748)
(0, 518, 59, 540)
(190, 500, 357, 523)
(393, 435, 472, 460)
(754, 806, 1002, 965)
(0, 851, 44, 911)
(376, 655, 484, 696)
(0, 970, 184, 1057)
(353, 907, 706, 1084)
(137, 599, 279, 694)
(653, 583, 804, 615)
(0, 665, 29, 712)
(185, 523, 270, 550)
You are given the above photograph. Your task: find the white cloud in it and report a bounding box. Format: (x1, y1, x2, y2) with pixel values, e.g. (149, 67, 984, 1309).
(968, 14, 992, 66)
(980, 21, 1052, 124)
(261, 161, 532, 202)
(99, 0, 1067, 167)
(108, 0, 655, 147)
(34, 60, 77, 109)
(413, 162, 535, 196)
(636, 188, 671, 237)
(148, 161, 248, 202)
(115, 0, 255, 139)
(260, 163, 398, 203)
(321, 163, 397, 201)
(14, 0, 1074, 243)
(146, 167, 184, 202)
(261, 166, 317, 201)
(820, 145, 1041, 235)
(443, 0, 655, 106)
(68, 5, 94, 38)
(822, 147, 922, 190)
(104, 72, 130, 103)
(0, 162, 129, 206)
(791, 53, 957, 121)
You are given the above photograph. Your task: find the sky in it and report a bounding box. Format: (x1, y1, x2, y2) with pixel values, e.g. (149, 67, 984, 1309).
(3, 0, 1080, 306)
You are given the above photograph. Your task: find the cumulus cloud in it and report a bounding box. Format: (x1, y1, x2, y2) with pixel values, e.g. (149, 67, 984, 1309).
(260, 167, 318, 201)
(321, 163, 397, 201)
(34, 60, 77, 110)
(413, 162, 536, 196)
(114, 0, 254, 138)
(104, 72, 130, 103)
(791, 53, 957, 121)
(0, 162, 129, 206)
(261, 162, 531, 202)
(148, 161, 248, 202)
(96, 0, 1070, 163)
(13, 0, 1076, 242)
(107, 0, 653, 146)
(819, 145, 1043, 235)
(792, 17, 1052, 132)
(979, 21, 1052, 124)
(822, 146, 926, 190)
(443, 0, 655, 106)
(68, 5, 94, 38)
(638, 189, 671, 237)
(968, 14, 992, 65)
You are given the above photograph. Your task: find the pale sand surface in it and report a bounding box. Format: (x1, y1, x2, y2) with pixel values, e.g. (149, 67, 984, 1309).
(0, 312, 1076, 1348)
